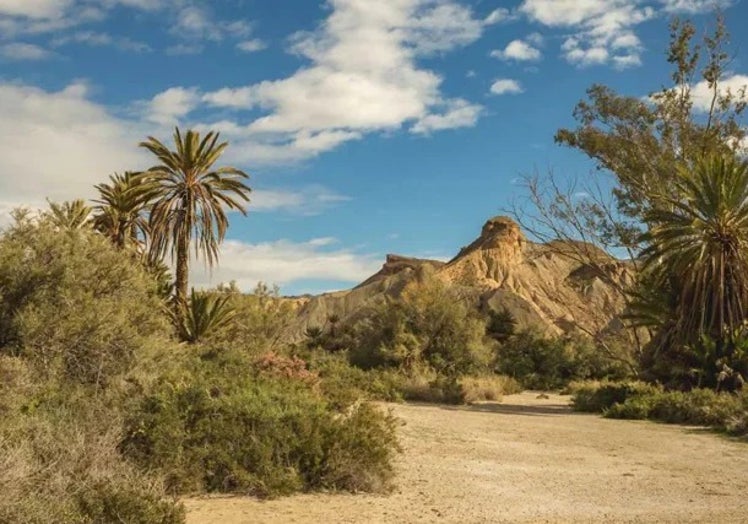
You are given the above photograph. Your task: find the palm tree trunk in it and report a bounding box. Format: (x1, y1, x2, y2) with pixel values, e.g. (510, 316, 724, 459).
(175, 234, 189, 319)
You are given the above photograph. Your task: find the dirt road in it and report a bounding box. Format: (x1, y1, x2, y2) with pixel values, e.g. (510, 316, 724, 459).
(184, 392, 748, 523)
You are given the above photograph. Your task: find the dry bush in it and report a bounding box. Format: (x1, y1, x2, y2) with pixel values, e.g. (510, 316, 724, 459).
(460, 375, 523, 403)
(0, 407, 183, 523)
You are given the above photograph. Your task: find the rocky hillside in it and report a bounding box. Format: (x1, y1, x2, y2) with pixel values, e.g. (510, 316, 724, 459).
(290, 216, 634, 339)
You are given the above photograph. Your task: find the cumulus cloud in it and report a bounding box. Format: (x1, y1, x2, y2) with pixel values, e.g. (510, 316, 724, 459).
(491, 39, 541, 61)
(182, 0, 489, 163)
(484, 8, 514, 25)
(517, 0, 728, 69)
(490, 79, 524, 95)
(519, 0, 652, 68)
(146, 86, 201, 126)
(190, 238, 381, 293)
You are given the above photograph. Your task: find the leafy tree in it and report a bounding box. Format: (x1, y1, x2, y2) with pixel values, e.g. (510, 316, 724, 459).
(556, 15, 746, 227)
(513, 14, 748, 376)
(92, 171, 158, 250)
(516, 15, 746, 273)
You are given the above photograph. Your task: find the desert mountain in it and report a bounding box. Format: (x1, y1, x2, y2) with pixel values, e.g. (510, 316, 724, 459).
(290, 216, 634, 339)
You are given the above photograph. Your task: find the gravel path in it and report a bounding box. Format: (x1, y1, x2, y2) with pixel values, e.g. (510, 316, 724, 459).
(184, 392, 748, 523)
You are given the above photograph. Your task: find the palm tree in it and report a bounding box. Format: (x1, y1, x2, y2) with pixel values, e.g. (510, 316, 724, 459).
(92, 172, 157, 250)
(177, 289, 237, 343)
(45, 199, 92, 230)
(139, 128, 251, 316)
(641, 154, 748, 347)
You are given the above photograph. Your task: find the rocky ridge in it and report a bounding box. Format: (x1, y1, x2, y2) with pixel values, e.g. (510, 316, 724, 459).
(291, 216, 633, 339)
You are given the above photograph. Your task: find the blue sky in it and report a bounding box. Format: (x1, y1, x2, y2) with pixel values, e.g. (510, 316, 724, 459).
(1, 0, 746, 295)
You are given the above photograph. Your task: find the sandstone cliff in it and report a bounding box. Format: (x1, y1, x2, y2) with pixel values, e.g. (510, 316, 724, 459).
(291, 216, 633, 339)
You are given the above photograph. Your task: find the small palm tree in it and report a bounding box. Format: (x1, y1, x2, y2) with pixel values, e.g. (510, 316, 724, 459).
(641, 154, 748, 347)
(177, 289, 237, 343)
(92, 172, 158, 250)
(140, 128, 251, 317)
(45, 199, 92, 230)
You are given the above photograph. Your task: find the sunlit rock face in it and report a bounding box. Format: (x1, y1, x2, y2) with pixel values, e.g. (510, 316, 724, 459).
(289, 215, 634, 340)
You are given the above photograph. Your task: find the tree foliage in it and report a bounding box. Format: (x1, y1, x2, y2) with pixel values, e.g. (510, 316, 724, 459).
(92, 171, 158, 251)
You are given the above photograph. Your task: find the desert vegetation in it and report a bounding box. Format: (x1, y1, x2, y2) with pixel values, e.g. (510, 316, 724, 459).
(2, 10, 748, 524)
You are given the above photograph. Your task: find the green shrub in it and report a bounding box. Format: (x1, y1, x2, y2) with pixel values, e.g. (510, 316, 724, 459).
(603, 396, 655, 419)
(0, 215, 169, 388)
(346, 278, 491, 377)
(308, 353, 404, 408)
(205, 282, 297, 353)
(497, 331, 618, 390)
(571, 380, 663, 412)
(121, 349, 399, 497)
(572, 380, 748, 438)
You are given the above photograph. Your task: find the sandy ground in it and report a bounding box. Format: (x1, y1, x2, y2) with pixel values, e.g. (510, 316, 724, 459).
(184, 392, 748, 523)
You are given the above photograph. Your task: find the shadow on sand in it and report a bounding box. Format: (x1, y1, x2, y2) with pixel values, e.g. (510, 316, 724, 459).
(438, 401, 573, 417)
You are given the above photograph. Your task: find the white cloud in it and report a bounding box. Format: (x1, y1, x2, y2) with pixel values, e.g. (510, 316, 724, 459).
(519, 0, 653, 68)
(0, 81, 147, 208)
(236, 38, 266, 53)
(0, 42, 50, 60)
(191, 238, 381, 292)
(171, 5, 251, 43)
(405, 1, 486, 54)
(490, 79, 524, 95)
(561, 38, 609, 67)
(484, 8, 514, 25)
(0, 0, 73, 19)
(690, 74, 748, 112)
(517, 0, 733, 69)
(146, 86, 200, 126)
(203, 87, 255, 108)
(0, 0, 168, 37)
(411, 98, 482, 134)
(491, 39, 541, 61)
(251, 186, 350, 215)
(193, 0, 488, 163)
(660, 0, 732, 13)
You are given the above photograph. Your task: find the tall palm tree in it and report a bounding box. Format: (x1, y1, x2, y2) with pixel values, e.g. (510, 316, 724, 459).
(139, 128, 251, 316)
(640, 154, 748, 347)
(92, 172, 158, 250)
